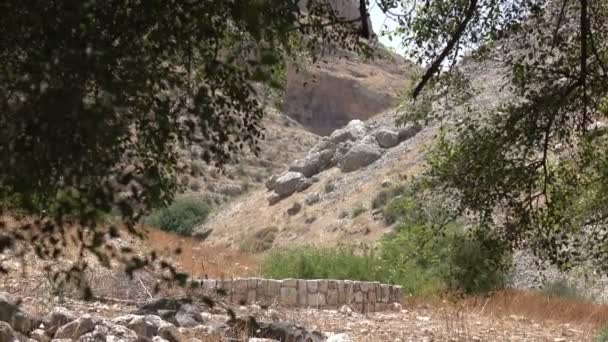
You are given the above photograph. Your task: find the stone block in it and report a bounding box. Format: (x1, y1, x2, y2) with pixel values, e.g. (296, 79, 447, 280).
(344, 281, 354, 304)
(353, 291, 364, 304)
(393, 286, 403, 303)
(202, 280, 216, 292)
(380, 285, 390, 303)
(307, 280, 318, 293)
(248, 278, 260, 289)
(282, 279, 297, 288)
(337, 281, 345, 304)
(267, 280, 281, 297)
(234, 279, 248, 292)
(280, 287, 297, 305)
(247, 289, 257, 304)
(297, 280, 308, 305)
(327, 289, 338, 306)
(307, 293, 326, 307)
(318, 280, 328, 293)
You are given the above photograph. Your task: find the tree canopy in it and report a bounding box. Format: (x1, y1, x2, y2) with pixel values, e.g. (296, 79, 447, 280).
(0, 0, 371, 291)
(383, 0, 608, 272)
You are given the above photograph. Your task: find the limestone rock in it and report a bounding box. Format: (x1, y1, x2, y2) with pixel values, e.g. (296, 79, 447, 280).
(289, 149, 334, 177)
(0, 291, 21, 324)
(327, 333, 354, 342)
(54, 315, 98, 340)
(374, 129, 400, 148)
(265, 175, 278, 191)
(398, 124, 422, 142)
(267, 192, 282, 206)
(45, 307, 76, 336)
(329, 120, 367, 144)
(338, 144, 382, 172)
(77, 322, 138, 342)
(273, 172, 308, 197)
(30, 329, 50, 342)
(305, 193, 320, 206)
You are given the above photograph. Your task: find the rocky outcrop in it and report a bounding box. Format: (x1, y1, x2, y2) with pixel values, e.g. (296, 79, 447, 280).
(264, 119, 421, 203)
(337, 143, 382, 172)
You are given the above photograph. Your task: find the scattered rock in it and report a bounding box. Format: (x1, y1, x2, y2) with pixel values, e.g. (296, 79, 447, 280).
(0, 321, 24, 342)
(113, 314, 159, 338)
(289, 149, 334, 177)
(54, 314, 98, 340)
(192, 225, 214, 241)
(249, 339, 280, 342)
(0, 291, 21, 324)
(134, 297, 191, 316)
(390, 303, 402, 312)
(375, 129, 400, 148)
(338, 144, 382, 172)
(397, 124, 421, 142)
(45, 307, 76, 336)
(174, 311, 199, 328)
(30, 328, 49, 342)
(327, 333, 354, 342)
(329, 120, 367, 144)
(265, 175, 278, 191)
(158, 321, 181, 342)
(338, 305, 353, 316)
(381, 179, 392, 188)
(305, 192, 320, 205)
(273, 172, 308, 197)
(78, 321, 139, 342)
(287, 202, 302, 216)
(267, 192, 282, 206)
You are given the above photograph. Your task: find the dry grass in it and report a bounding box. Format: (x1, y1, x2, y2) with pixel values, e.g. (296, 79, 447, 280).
(467, 289, 608, 329)
(410, 289, 608, 333)
(142, 226, 259, 279)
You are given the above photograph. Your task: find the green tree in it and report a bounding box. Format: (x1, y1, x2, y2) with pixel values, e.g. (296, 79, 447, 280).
(377, 0, 608, 271)
(0, 0, 371, 293)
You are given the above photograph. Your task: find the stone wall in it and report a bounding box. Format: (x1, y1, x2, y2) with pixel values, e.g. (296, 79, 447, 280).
(192, 278, 402, 312)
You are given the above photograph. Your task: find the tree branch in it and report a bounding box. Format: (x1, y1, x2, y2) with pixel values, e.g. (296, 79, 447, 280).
(412, 0, 478, 99)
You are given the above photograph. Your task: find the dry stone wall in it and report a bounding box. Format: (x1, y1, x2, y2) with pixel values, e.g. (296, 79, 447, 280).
(192, 278, 402, 312)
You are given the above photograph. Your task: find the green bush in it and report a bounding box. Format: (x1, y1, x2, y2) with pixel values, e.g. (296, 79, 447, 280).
(261, 246, 382, 282)
(542, 278, 592, 302)
(596, 326, 608, 342)
(261, 181, 512, 297)
(145, 196, 210, 236)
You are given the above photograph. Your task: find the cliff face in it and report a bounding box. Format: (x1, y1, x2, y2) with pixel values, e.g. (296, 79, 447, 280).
(282, 51, 414, 135)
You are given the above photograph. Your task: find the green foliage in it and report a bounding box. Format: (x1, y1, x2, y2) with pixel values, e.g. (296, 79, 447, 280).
(371, 185, 406, 210)
(263, 183, 511, 296)
(261, 245, 382, 282)
(351, 205, 367, 218)
(596, 326, 608, 342)
(145, 197, 210, 236)
(541, 279, 592, 303)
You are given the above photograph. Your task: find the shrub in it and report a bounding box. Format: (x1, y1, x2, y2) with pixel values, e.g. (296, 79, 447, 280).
(596, 325, 608, 342)
(240, 227, 279, 253)
(542, 278, 592, 302)
(145, 196, 210, 236)
(352, 205, 366, 218)
(324, 181, 335, 193)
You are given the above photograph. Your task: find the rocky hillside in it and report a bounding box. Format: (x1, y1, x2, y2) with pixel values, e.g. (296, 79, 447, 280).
(195, 110, 433, 250)
(282, 51, 414, 136)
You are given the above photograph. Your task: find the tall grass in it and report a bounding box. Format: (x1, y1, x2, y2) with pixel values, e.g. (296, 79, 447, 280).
(261, 246, 383, 282)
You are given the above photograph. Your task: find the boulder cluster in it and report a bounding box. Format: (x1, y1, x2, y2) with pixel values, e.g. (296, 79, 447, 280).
(0, 292, 322, 342)
(265, 120, 421, 204)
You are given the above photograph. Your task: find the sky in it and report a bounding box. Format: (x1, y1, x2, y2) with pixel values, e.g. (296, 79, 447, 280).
(369, 4, 405, 55)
